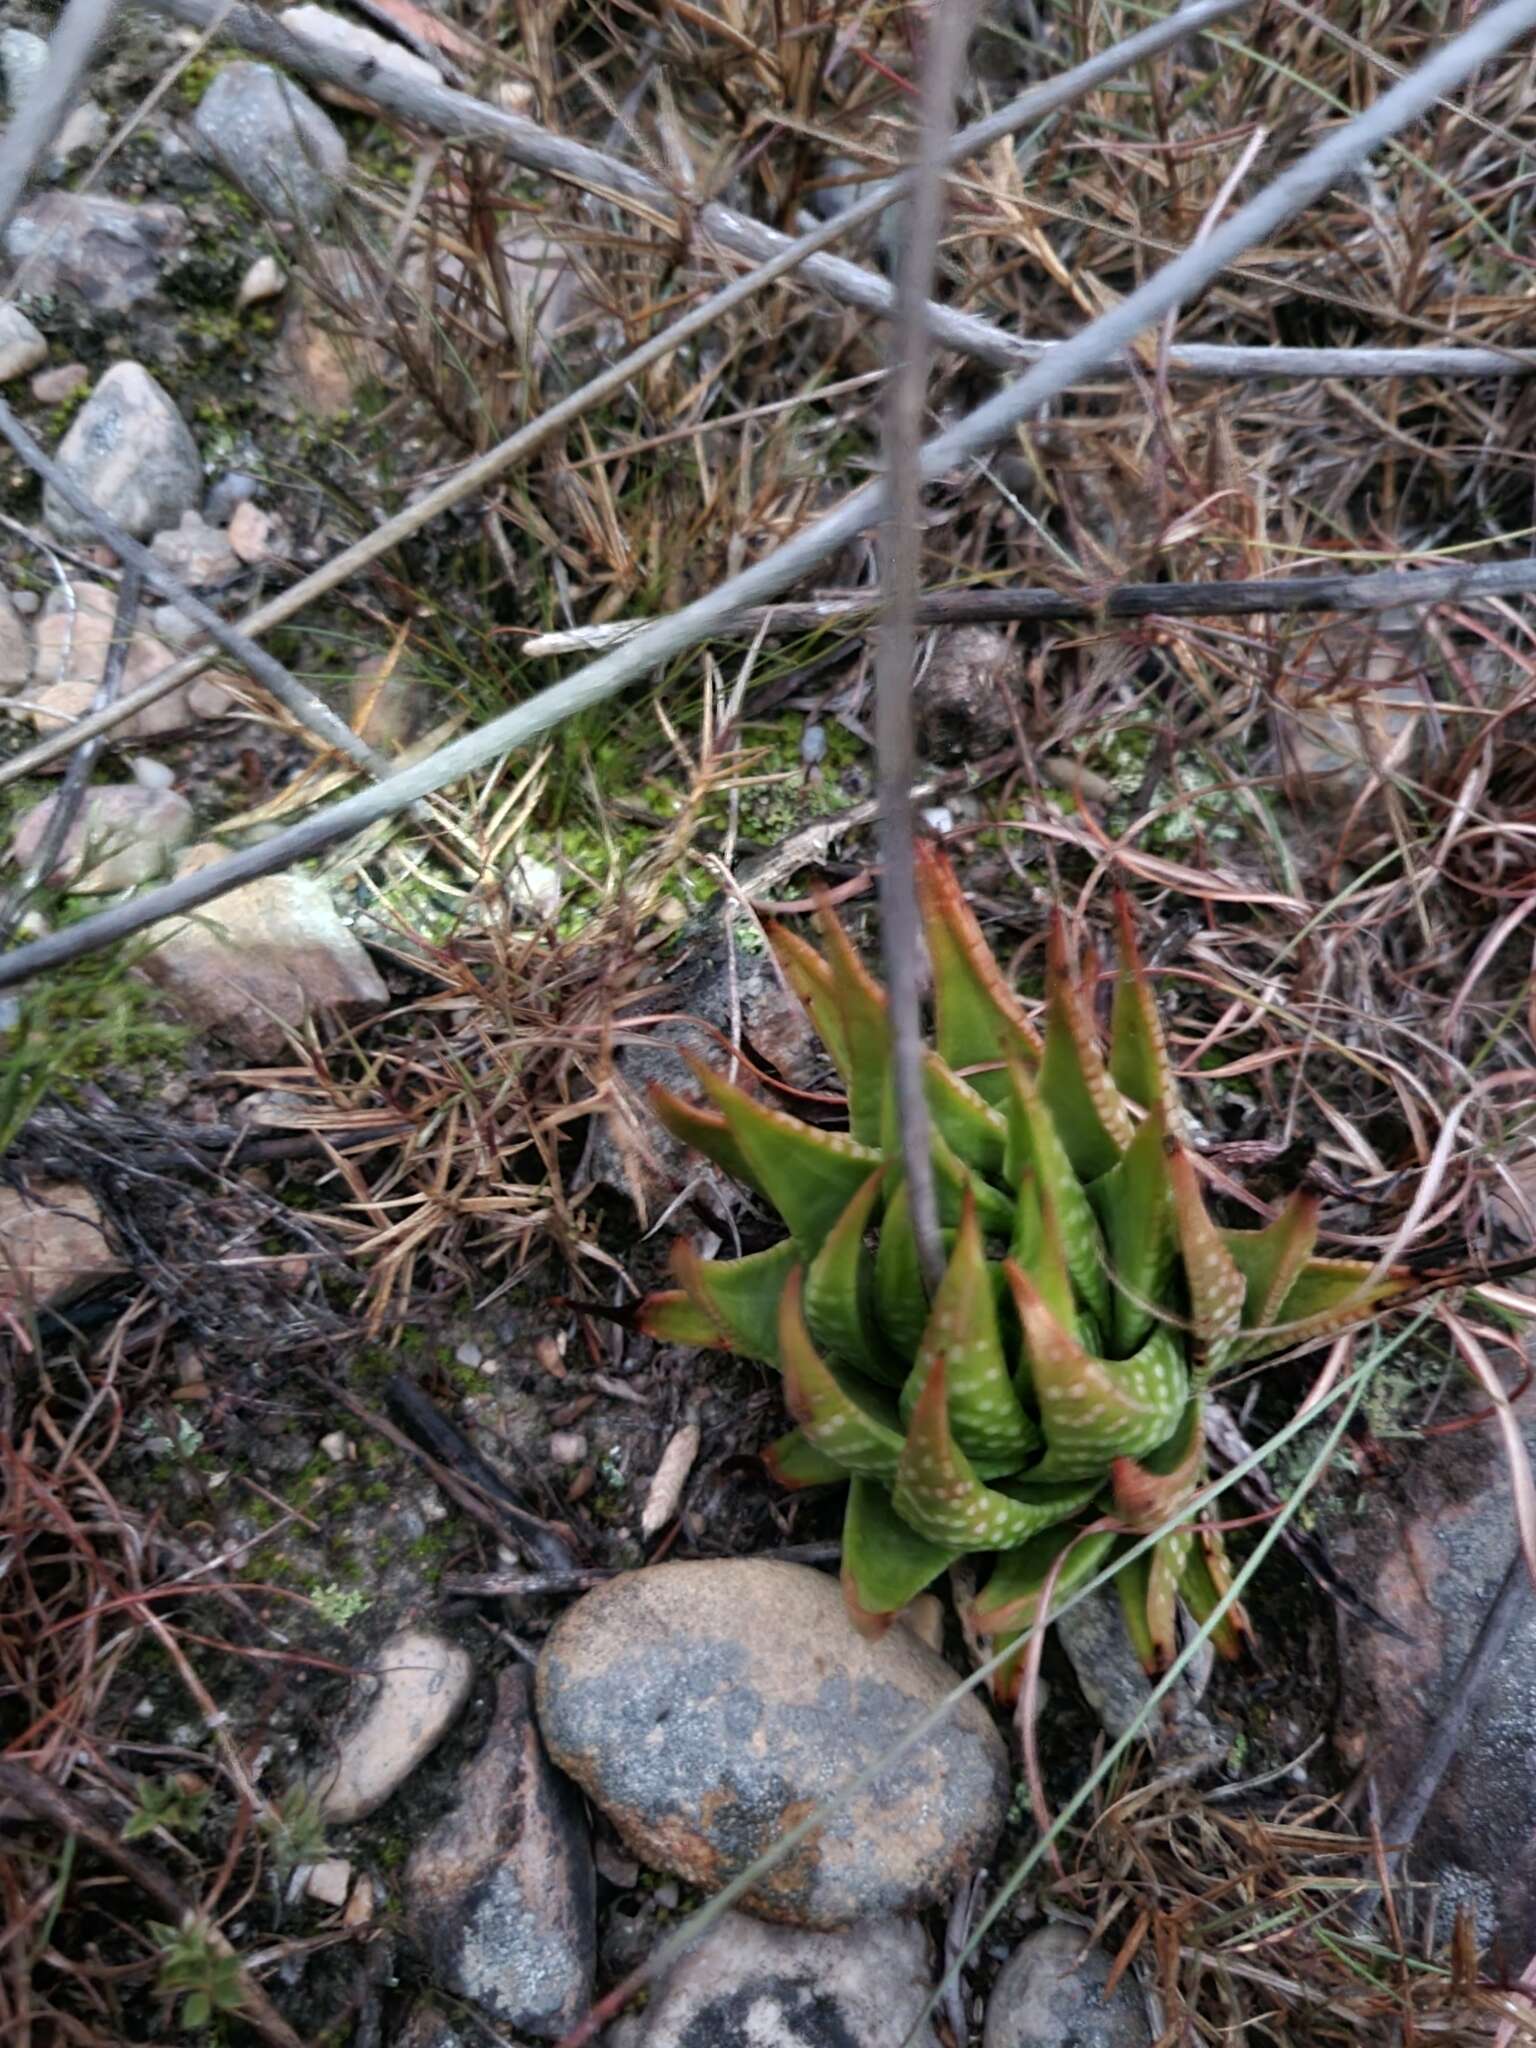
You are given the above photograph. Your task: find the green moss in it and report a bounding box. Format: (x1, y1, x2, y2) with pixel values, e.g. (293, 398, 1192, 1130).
(0, 940, 188, 1157)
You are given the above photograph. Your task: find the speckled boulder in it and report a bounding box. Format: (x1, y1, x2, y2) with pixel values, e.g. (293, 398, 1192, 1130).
(535, 1560, 1008, 1929)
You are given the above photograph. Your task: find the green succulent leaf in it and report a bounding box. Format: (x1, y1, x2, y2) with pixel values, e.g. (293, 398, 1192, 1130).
(1222, 1189, 1321, 1334)
(805, 1164, 902, 1381)
(1179, 1520, 1251, 1660)
(972, 1524, 1121, 1638)
(901, 1188, 1039, 1467)
(924, 1052, 1008, 1178)
(671, 1236, 799, 1366)
(1038, 914, 1133, 1178)
(692, 1060, 881, 1259)
(840, 1475, 959, 1631)
(1007, 1260, 1189, 1480)
(649, 1081, 764, 1193)
(779, 1264, 906, 1477)
(915, 839, 1041, 1102)
(1107, 895, 1178, 1122)
(763, 1427, 849, 1489)
(1092, 1103, 1176, 1355)
(893, 1356, 1090, 1549)
(1232, 1252, 1415, 1363)
(1006, 1059, 1111, 1328)
(1165, 1138, 1246, 1379)
(813, 903, 892, 1144)
(1115, 1526, 1192, 1672)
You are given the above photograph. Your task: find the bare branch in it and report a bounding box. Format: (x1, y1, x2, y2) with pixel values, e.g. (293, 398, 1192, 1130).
(6, 0, 1536, 994)
(877, 0, 981, 1294)
(519, 557, 1536, 649)
(139, 0, 1536, 385)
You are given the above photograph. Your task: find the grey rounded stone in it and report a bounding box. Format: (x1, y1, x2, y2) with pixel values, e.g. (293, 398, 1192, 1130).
(0, 302, 46, 384)
(535, 1560, 1008, 1929)
(620, 1909, 940, 2048)
(0, 28, 46, 113)
(914, 627, 1023, 763)
(204, 470, 261, 524)
(192, 63, 347, 227)
(43, 364, 201, 546)
(983, 1925, 1151, 2048)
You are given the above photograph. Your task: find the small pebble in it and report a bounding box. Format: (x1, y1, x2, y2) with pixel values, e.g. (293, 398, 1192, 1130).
(455, 1340, 483, 1368)
(227, 498, 280, 563)
(0, 302, 47, 384)
(30, 360, 89, 402)
(236, 254, 286, 308)
(548, 1430, 588, 1468)
(305, 1857, 353, 1907)
(9, 589, 39, 616)
(319, 1431, 350, 1463)
(130, 756, 176, 791)
(800, 720, 827, 766)
(205, 471, 260, 523)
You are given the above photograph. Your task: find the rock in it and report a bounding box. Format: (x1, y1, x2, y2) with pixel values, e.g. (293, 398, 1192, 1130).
(405, 1668, 594, 2039)
(394, 2008, 469, 2048)
(1328, 1416, 1536, 1951)
(536, 1560, 1009, 1928)
(227, 499, 284, 564)
(621, 1911, 940, 2048)
(349, 649, 423, 750)
(914, 627, 1023, 763)
(43, 365, 202, 548)
(1055, 1587, 1225, 1773)
(1274, 616, 1428, 808)
(311, 1626, 474, 1822)
(205, 471, 261, 524)
(503, 853, 561, 923)
(983, 1924, 1150, 2048)
(32, 583, 223, 740)
(0, 28, 46, 112)
(11, 785, 193, 893)
(52, 99, 110, 167)
(278, 7, 441, 95)
(581, 929, 821, 1217)
(547, 1430, 587, 1467)
(0, 1180, 121, 1311)
(4, 194, 188, 313)
(192, 63, 348, 228)
(304, 1857, 353, 1907)
(273, 247, 384, 416)
(0, 303, 46, 383)
(236, 254, 287, 308)
(150, 511, 239, 587)
(0, 589, 30, 694)
(31, 361, 88, 406)
(139, 850, 390, 1058)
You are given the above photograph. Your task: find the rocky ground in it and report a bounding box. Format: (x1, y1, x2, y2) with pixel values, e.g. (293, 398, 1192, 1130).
(6, 3, 1536, 2045)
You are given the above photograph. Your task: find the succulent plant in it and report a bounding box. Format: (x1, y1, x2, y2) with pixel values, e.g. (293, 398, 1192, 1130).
(637, 847, 1417, 1694)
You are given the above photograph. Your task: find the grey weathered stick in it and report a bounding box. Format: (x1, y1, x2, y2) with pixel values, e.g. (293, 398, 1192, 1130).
(0, 397, 391, 780)
(522, 557, 1536, 649)
(142, 0, 1536, 386)
(0, 0, 118, 234)
(877, 0, 980, 1294)
(6, 0, 1536, 993)
(0, 0, 1243, 788)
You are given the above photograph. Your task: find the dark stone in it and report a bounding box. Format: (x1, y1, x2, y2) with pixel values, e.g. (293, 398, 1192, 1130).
(535, 1559, 1008, 1929)
(405, 1668, 595, 2038)
(1327, 1415, 1536, 1953)
(4, 194, 188, 313)
(983, 1924, 1151, 2048)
